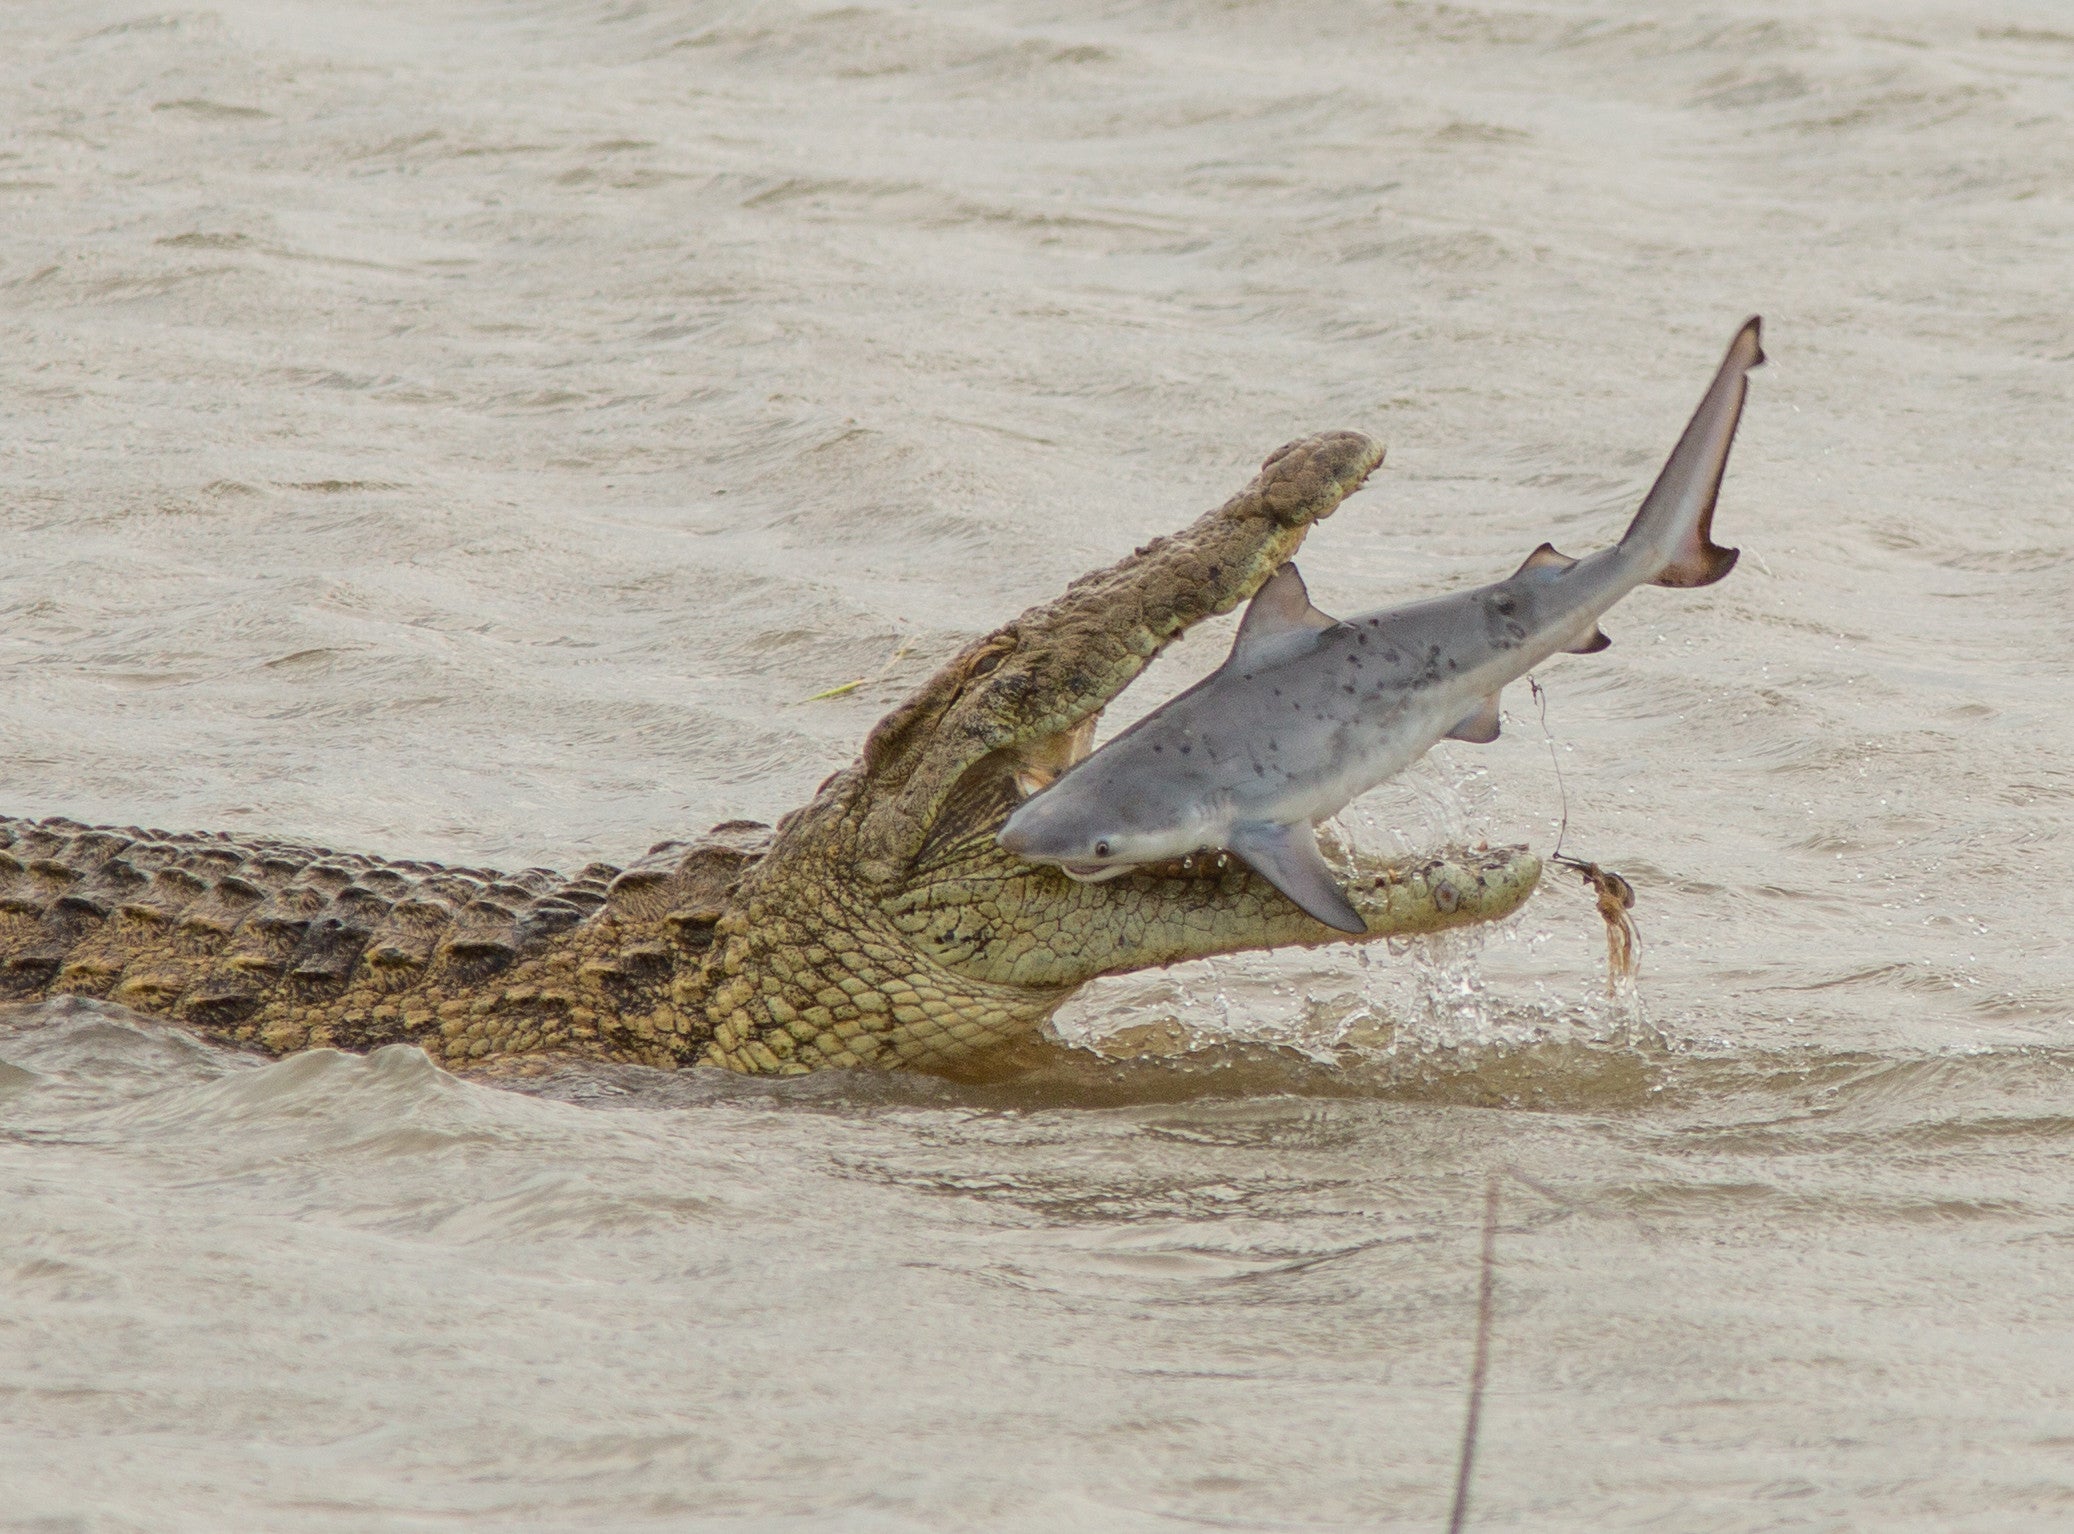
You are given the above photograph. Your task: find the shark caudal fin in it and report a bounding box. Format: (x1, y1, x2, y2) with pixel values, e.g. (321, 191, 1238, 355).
(1620, 316, 1764, 589)
(1228, 820, 1366, 934)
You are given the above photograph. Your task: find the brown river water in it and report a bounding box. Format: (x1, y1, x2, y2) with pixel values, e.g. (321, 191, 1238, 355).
(4, 0, 2072, 1528)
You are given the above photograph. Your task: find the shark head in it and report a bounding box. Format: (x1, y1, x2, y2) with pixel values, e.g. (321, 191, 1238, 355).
(996, 775, 1180, 880)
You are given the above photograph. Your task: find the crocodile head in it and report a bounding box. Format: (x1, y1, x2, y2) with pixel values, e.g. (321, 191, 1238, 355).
(701, 433, 1542, 1074)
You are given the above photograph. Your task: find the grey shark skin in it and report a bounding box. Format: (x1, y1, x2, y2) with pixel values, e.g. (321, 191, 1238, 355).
(998, 317, 1765, 932)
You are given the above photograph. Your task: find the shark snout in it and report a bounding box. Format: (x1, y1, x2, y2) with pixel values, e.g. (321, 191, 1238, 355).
(997, 797, 1080, 861)
(998, 793, 1119, 865)
(996, 796, 1060, 859)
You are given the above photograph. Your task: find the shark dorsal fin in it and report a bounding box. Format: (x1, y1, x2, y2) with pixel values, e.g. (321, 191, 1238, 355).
(1512, 544, 1608, 650)
(1228, 564, 1337, 668)
(1514, 542, 1577, 577)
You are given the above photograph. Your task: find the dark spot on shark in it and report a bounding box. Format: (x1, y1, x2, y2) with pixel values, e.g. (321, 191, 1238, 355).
(1179, 744, 1191, 756)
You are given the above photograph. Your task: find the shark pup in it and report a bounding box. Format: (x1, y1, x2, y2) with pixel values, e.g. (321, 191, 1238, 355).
(999, 317, 1764, 932)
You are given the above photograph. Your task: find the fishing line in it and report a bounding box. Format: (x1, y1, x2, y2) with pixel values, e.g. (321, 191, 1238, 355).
(1526, 676, 1639, 987)
(1527, 676, 1570, 863)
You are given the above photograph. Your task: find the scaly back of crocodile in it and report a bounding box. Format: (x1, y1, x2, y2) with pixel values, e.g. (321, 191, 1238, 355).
(0, 814, 769, 1066)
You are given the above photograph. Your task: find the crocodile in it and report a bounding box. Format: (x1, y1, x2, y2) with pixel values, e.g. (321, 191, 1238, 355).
(0, 433, 1540, 1075)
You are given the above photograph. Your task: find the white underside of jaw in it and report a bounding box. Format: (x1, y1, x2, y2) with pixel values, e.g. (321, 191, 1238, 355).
(1061, 862, 1134, 883)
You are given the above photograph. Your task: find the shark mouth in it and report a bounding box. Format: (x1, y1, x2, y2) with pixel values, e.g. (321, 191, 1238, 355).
(1060, 850, 1238, 883)
(1060, 862, 1132, 883)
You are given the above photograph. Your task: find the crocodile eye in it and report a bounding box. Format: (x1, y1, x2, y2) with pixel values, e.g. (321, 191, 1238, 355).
(970, 651, 1002, 677)
(1094, 840, 1111, 859)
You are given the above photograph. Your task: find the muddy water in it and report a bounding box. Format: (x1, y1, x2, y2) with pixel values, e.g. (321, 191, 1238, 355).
(4, 0, 2074, 1527)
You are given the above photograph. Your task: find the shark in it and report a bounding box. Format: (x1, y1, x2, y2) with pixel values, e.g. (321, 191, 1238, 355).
(997, 316, 1765, 932)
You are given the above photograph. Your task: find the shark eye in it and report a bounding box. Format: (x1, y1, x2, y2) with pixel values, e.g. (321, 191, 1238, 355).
(1094, 840, 1111, 858)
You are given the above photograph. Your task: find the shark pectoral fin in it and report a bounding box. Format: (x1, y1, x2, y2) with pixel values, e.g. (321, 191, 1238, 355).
(1228, 821, 1366, 934)
(1513, 541, 1578, 576)
(1445, 693, 1502, 744)
(1227, 563, 1339, 667)
(1566, 627, 1612, 654)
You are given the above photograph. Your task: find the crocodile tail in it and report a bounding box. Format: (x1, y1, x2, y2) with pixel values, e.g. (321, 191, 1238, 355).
(0, 816, 721, 1069)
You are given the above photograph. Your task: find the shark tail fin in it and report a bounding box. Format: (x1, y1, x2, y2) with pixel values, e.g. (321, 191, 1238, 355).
(1621, 316, 1763, 590)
